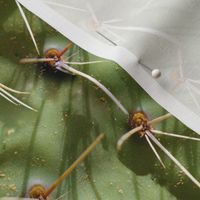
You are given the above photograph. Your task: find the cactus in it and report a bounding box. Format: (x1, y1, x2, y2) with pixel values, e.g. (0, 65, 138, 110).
(0, 1, 200, 200)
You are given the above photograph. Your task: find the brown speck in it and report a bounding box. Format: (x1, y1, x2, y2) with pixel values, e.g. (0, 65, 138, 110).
(7, 128, 15, 136)
(0, 172, 6, 178)
(118, 189, 124, 194)
(10, 36, 16, 40)
(100, 97, 106, 102)
(64, 112, 68, 118)
(8, 184, 17, 192)
(83, 175, 89, 180)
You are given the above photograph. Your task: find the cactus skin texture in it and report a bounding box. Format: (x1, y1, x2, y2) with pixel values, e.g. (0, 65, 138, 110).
(0, 1, 200, 200)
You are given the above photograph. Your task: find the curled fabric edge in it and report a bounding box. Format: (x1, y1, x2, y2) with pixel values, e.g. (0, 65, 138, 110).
(17, 0, 200, 134)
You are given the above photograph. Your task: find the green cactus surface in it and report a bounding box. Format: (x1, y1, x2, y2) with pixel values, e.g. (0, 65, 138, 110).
(0, 1, 200, 200)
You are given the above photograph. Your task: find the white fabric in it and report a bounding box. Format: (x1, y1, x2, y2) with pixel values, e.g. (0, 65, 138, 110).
(17, 0, 200, 133)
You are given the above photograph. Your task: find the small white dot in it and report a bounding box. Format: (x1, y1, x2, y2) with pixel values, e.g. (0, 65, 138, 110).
(151, 69, 161, 78)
